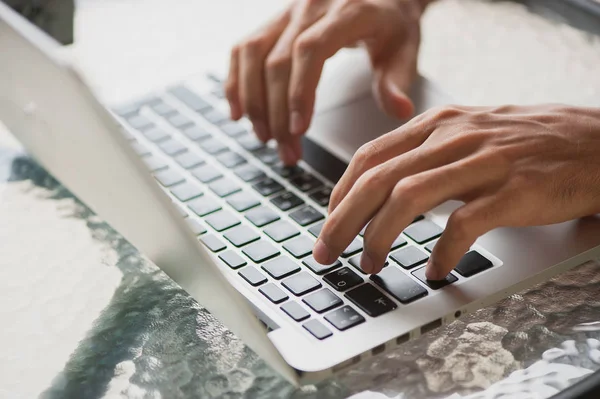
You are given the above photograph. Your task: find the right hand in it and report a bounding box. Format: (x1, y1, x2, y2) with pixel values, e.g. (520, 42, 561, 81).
(225, 0, 425, 165)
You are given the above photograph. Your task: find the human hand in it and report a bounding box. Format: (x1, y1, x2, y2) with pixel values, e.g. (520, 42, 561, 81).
(225, 0, 425, 165)
(313, 105, 600, 279)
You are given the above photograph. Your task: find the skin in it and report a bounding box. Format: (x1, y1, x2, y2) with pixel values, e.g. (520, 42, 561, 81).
(226, 0, 427, 165)
(228, 0, 600, 280)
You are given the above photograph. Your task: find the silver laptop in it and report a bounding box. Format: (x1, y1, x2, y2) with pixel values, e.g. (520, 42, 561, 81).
(2, 2, 600, 386)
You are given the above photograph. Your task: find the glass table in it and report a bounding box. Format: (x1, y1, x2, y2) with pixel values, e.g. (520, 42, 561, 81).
(1, 0, 600, 398)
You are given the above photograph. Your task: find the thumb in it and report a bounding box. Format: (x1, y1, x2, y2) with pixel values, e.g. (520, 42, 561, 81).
(371, 45, 418, 120)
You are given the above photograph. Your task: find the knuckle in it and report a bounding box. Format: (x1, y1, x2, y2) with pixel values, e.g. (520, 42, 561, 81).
(265, 53, 292, 74)
(240, 36, 266, 55)
(391, 178, 421, 211)
(354, 141, 383, 170)
(293, 34, 320, 57)
(356, 168, 387, 192)
(447, 209, 475, 240)
(428, 105, 464, 123)
(224, 81, 237, 100)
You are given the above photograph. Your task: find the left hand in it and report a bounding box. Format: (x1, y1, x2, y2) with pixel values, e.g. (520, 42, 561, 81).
(312, 104, 600, 279)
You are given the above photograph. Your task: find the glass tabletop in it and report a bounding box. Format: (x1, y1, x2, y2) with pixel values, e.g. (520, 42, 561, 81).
(1, 0, 600, 398)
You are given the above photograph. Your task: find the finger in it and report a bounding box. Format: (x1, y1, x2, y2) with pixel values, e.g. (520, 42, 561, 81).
(362, 156, 506, 275)
(328, 105, 464, 214)
(371, 40, 419, 120)
(225, 46, 242, 120)
(426, 195, 505, 280)
(288, 4, 385, 137)
(239, 10, 291, 142)
(266, 3, 328, 165)
(314, 141, 472, 265)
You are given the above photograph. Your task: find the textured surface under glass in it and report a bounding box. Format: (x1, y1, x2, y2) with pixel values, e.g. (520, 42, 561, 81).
(1, 0, 600, 398)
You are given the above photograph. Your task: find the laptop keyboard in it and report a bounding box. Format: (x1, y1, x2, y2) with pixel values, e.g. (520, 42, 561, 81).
(113, 79, 495, 341)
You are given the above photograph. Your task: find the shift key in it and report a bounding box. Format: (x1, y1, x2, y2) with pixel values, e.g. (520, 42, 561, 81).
(370, 267, 427, 304)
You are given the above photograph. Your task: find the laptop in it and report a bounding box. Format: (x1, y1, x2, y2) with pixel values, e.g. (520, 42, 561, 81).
(2, 1, 600, 387)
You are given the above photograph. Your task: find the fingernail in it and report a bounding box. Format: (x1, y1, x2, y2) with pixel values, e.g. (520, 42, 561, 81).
(290, 111, 304, 136)
(425, 259, 442, 280)
(313, 239, 333, 265)
(253, 120, 268, 142)
(278, 144, 297, 166)
(360, 252, 375, 274)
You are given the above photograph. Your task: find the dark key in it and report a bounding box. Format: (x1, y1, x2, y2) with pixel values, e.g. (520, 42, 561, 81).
(242, 240, 280, 263)
(216, 151, 247, 168)
(219, 250, 247, 269)
(283, 236, 314, 259)
(203, 109, 229, 125)
(185, 218, 207, 235)
(131, 141, 151, 157)
(253, 178, 284, 196)
(404, 220, 444, 244)
(412, 267, 458, 290)
(259, 284, 289, 304)
(223, 225, 260, 247)
(282, 272, 322, 296)
(182, 125, 212, 141)
(200, 234, 226, 252)
(281, 301, 310, 322)
(167, 113, 194, 129)
(174, 152, 205, 169)
(341, 239, 363, 258)
(204, 211, 241, 232)
(390, 246, 429, 269)
(262, 257, 301, 279)
(289, 206, 324, 226)
(290, 173, 323, 192)
(325, 305, 365, 331)
(234, 164, 266, 182)
(143, 127, 169, 142)
(191, 164, 223, 183)
(370, 267, 428, 304)
(390, 235, 408, 251)
(270, 191, 304, 211)
(209, 179, 241, 197)
(150, 101, 177, 117)
(303, 319, 332, 340)
(238, 267, 267, 287)
(158, 139, 187, 156)
(226, 192, 261, 212)
(454, 251, 492, 277)
(143, 155, 168, 172)
(263, 220, 300, 243)
(114, 103, 139, 118)
(199, 138, 228, 155)
(236, 134, 265, 152)
(220, 121, 247, 137)
(324, 267, 363, 292)
(245, 206, 280, 227)
(254, 147, 279, 165)
(345, 284, 397, 317)
(188, 196, 221, 216)
(424, 240, 437, 253)
(309, 187, 332, 207)
(170, 181, 203, 201)
(302, 256, 342, 275)
(127, 115, 154, 131)
(154, 169, 185, 187)
(303, 289, 342, 313)
(168, 86, 212, 112)
(308, 221, 324, 238)
(272, 164, 304, 178)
